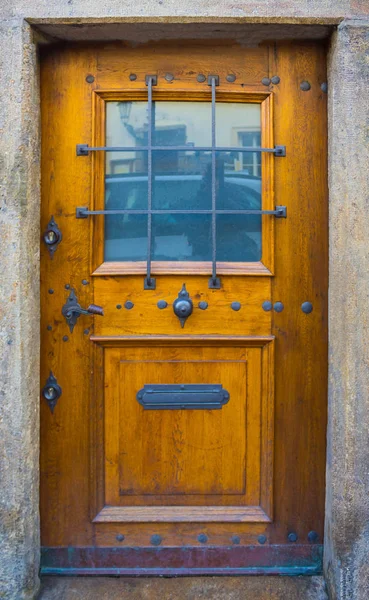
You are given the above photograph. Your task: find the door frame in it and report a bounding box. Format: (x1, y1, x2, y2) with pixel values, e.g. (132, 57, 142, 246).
(2, 16, 367, 599)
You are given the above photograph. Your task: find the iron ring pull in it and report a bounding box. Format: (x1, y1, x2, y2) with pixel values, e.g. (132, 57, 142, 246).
(173, 284, 193, 328)
(62, 289, 104, 333)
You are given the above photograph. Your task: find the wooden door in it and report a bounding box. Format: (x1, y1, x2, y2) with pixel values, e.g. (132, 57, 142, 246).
(40, 41, 327, 575)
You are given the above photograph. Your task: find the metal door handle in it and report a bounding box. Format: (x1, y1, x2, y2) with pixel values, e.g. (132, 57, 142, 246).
(62, 289, 104, 333)
(173, 284, 193, 328)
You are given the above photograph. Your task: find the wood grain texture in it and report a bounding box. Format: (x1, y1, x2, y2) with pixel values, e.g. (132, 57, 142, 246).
(40, 41, 327, 558)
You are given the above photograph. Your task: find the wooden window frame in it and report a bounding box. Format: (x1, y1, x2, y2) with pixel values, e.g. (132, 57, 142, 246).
(90, 90, 275, 277)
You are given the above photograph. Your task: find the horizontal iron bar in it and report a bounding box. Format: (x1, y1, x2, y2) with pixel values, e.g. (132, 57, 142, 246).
(76, 144, 286, 156)
(76, 206, 287, 218)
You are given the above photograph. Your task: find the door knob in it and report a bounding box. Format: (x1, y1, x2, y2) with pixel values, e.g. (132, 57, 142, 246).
(62, 289, 104, 333)
(173, 284, 193, 328)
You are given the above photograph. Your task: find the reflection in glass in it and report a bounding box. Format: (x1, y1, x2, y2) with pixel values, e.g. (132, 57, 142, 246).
(105, 151, 148, 210)
(105, 215, 147, 261)
(152, 214, 211, 261)
(153, 151, 212, 210)
(217, 214, 262, 262)
(105, 101, 262, 263)
(216, 151, 261, 211)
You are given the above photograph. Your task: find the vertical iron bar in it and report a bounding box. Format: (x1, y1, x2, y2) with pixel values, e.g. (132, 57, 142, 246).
(144, 75, 157, 289)
(208, 75, 221, 289)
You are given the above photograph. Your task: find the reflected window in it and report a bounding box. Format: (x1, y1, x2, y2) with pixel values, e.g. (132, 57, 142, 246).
(105, 101, 262, 262)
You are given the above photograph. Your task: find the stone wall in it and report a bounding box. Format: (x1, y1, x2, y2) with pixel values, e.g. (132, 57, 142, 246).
(0, 3, 368, 599)
(0, 19, 40, 600)
(325, 20, 369, 600)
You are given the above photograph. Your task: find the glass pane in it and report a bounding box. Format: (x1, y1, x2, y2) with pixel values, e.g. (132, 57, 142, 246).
(153, 150, 212, 210)
(105, 151, 148, 210)
(153, 102, 211, 147)
(152, 214, 211, 261)
(216, 151, 261, 211)
(105, 101, 263, 264)
(216, 103, 261, 149)
(105, 215, 147, 261)
(106, 101, 212, 148)
(217, 214, 262, 262)
(106, 102, 148, 148)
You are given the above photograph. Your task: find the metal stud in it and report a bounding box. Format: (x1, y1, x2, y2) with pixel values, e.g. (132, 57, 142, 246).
(82, 279, 89, 286)
(274, 301, 284, 313)
(321, 82, 328, 93)
(261, 77, 271, 86)
(65, 284, 70, 290)
(198, 533, 208, 544)
(231, 302, 241, 311)
(125, 301, 134, 310)
(262, 301, 272, 312)
(288, 532, 298, 542)
(85, 75, 95, 83)
(308, 531, 319, 543)
(129, 73, 137, 81)
(231, 535, 240, 545)
(258, 535, 267, 545)
(116, 534, 125, 542)
(157, 300, 168, 309)
(84, 329, 90, 335)
(48, 289, 54, 295)
(47, 325, 52, 331)
(116, 304, 122, 310)
(165, 73, 175, 82)
(226, 74, 236, 83)
(197, 74, 206, 83)
(198, 301, 208, 310)
(62, 335, 69, 342)
(271, 76, 280, 84)
(150, 534, 162, 546)
(300, 81, 311, 91)
(301, 302, 313, 314)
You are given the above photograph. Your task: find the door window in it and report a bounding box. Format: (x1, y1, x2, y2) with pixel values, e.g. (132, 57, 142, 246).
(104, 101, 262, 263)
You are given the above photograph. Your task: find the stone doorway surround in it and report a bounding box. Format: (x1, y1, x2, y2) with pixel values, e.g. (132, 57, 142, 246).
(0, 3, 368, 599)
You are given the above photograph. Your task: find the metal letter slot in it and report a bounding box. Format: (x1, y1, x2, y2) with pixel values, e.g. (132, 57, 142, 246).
(136, 384, 230, 410)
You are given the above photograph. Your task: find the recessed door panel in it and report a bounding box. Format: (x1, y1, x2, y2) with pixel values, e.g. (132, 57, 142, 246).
(91, 339, 273, 522)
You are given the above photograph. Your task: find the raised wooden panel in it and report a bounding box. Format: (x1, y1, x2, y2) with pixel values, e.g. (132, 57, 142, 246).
(91, 337, 274, 522)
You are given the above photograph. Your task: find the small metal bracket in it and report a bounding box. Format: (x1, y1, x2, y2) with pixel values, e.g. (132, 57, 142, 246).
(207, 75, 220, 86)
(43, 216, 62, 257)
(62, 289, 104, 333)
(145, 74, 158, 86)
(76, 144, 89, 156)
(274, 145, 286, 157)
(274, 205, 287, 218)
(208, 276, 221, 289)
(144, 276, 156, 290)
(42, 371, 62, 414)
(76, 206, 89, 219)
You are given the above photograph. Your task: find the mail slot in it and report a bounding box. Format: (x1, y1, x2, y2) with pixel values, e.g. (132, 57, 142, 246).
(136, 384, 230, 410)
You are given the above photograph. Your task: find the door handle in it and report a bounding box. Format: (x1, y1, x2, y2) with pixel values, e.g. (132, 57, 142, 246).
(173, 284, 193, 328)
(62, 289, 104, 333)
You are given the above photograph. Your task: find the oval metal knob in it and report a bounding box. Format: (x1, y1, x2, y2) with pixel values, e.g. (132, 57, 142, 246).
(173, 284, 193, 328)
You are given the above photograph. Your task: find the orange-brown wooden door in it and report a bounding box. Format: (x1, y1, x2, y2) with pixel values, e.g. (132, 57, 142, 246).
(40, 41, 327, 575)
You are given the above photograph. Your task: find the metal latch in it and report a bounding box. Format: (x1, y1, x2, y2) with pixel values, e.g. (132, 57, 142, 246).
(62, 289, 104, 333)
